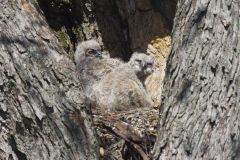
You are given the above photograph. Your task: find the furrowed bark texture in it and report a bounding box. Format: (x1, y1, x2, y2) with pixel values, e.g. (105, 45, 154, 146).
(0, 0, 98, 159)
(153, 0, 240, 159)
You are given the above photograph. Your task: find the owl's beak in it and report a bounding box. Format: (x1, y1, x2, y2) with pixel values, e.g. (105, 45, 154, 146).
(145, 62, 153, 74)
(96, 51, 103, 59)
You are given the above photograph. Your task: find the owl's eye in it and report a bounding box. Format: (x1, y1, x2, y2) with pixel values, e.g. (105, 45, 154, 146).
(135, 59, 142, 64)
(87, 49, 96, 56)
(146, 62, 153, 67)
(86, 49, 102, 58)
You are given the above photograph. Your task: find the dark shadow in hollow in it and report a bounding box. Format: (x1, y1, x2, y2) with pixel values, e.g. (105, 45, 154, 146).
(151, 0, 178, 29)
(37, 0, 85, 50)
(36, 0, 177, 62)
(92, 0, 177, 61)
(93, 0, 132, 61)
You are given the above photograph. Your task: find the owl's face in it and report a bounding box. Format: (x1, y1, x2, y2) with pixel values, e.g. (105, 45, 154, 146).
(78, 40, 102, 59)
(130, 52, 153, 76)
(86, 48, 102, 59)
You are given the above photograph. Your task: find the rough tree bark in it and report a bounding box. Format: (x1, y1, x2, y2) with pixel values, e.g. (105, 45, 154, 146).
(153, 0, 240, 159)
(0, 0, 98, 159)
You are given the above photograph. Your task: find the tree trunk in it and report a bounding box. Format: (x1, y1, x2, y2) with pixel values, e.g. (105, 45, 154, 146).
(153, 0, 240, 159)
(0, 0, 98, 159)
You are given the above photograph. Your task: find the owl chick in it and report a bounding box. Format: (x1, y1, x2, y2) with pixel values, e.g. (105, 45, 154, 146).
(129, 52, 154, 83)
(91, 52, 154, 112)
(75, 40, 124, 96)
(75, 40, 113, 94)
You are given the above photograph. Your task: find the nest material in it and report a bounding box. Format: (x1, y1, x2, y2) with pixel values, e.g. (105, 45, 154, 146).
(93, 107, 159, 160)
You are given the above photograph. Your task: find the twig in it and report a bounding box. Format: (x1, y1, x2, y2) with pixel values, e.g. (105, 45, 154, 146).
(101, 116, 150, 160)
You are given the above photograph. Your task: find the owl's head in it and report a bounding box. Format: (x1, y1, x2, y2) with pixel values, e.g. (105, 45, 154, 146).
(129, 52, 153, 79)
(75, 40, 102, 65)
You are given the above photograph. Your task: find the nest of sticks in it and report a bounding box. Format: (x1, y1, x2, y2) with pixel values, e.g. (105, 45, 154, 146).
(92, 107, 159, 160)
